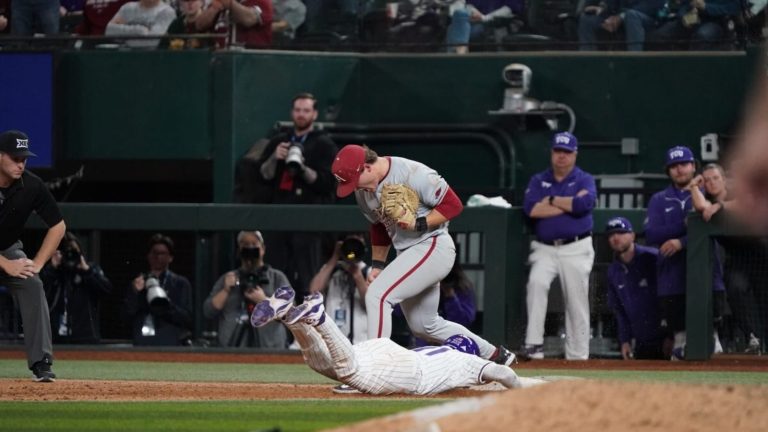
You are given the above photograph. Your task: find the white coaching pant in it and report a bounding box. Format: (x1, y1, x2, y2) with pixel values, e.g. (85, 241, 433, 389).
(524, 237, 594, 360)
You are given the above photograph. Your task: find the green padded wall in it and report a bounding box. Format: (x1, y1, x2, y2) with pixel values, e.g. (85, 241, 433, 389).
(58, 50, 760, 198)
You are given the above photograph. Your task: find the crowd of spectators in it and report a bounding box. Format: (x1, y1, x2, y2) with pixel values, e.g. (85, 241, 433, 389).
(0, 0, 763, 51)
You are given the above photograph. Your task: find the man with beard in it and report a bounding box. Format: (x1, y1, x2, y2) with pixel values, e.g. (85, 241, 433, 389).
(253, 93, 338, 299)
(605, 217, 665, 360)
(644, 146, 725, 359)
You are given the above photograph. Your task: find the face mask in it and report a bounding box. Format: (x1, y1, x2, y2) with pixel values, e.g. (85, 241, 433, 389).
(240, 247, 261, 260)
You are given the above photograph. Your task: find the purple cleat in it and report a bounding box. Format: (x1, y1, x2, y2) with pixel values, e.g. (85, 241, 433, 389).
(284, 293, 325, 326)
(250, 286, 295, 328)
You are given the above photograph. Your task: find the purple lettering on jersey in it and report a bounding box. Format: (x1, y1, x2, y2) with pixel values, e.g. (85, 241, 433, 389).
(411, 346, 451, 356)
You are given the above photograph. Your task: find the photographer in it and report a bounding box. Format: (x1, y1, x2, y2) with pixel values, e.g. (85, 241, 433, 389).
(125, 233, 193, 346)
(309, 233, 370, 344)
(203, 230, 291, 348)
(252, 92, 338, 298)
(41, 232, 112, 344)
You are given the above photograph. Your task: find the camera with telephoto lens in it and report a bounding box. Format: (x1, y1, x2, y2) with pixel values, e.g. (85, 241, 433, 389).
(340, 237, 365, 264)
(285, 142, 305, 175)
(145, 276, 170, 313)
(61, 247, 81, 270)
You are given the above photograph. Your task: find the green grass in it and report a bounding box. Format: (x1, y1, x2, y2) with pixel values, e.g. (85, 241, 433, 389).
(3, 360, 767, 386)
(0, 400, 442, 432)
(2, 359, 768, 431)
(0, 360, 334, 383)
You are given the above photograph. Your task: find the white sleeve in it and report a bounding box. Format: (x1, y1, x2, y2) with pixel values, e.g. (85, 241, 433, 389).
(149, 8, 176, 35)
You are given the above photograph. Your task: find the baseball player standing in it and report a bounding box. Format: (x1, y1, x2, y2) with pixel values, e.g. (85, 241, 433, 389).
(330, 144, 515, 366)
(521, 132, 596, 360)
(252, 286, 544, 394)
(605, 217, 665, 360)
(0, 130, 66, 382)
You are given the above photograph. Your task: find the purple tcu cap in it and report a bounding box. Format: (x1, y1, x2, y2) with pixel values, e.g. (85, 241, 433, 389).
(552, 131, 578, 152)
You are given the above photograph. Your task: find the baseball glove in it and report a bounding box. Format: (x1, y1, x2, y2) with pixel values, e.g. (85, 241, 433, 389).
(380, 184, 419, 229)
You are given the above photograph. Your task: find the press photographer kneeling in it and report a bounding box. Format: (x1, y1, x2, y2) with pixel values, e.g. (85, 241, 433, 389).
(41, 232, 112, 344)
(203, 230, 292, 348)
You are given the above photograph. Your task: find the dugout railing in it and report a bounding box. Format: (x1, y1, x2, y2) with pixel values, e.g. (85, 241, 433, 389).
(684, 213, 756, 361)
(23, 204, 716, 359)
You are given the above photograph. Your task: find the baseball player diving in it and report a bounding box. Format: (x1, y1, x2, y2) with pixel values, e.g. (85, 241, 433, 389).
(329, 144, 516, 367)
(251, 286, 545, 395)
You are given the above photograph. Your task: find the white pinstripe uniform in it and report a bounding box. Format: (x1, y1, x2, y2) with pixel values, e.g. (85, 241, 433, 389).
(285, 312, 509, 395)
(354, 157, 498, 359)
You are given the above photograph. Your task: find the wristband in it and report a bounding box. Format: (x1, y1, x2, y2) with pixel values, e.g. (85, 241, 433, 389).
(415, 216, 428, 233)
(371, 260, 387, 270)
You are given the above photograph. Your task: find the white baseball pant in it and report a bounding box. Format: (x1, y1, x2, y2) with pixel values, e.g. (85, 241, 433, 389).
(365, 233, 498, 359)
(524, 237, 594, 360)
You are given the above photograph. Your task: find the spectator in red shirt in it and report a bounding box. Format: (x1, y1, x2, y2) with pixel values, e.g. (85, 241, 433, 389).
(75, 0, 130, 35)
(195, 0, 273, 48)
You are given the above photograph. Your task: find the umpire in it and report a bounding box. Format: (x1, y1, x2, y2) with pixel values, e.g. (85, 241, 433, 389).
(0, 130, 65, 382)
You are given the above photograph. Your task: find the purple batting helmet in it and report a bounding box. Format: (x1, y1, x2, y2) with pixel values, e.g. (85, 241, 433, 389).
(444, 334, 480, 356)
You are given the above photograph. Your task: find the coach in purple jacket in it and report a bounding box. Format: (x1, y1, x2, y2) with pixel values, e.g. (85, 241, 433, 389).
(645, 146, 695, 358)
(606, 217, 665, 360)
(644, 146, 725, 359)
(521, 132, 597, 360)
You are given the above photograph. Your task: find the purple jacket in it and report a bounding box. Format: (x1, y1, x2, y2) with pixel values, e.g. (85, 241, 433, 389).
(523, 166, 597, 242)
(607, 244, 663, 344)
(644, 185, 724, 296)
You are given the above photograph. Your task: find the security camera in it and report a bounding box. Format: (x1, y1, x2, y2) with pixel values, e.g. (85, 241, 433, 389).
(499, 63, 538, 113)
(489, 63, 577, 132)
(502, 63, 532, 95)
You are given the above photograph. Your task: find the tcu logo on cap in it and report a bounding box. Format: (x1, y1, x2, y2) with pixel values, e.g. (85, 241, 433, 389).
(669, 149, 684, 159)
(16, 138, 29, 149)
(555, 135, 571, 144)
(608, 219, 623, 228)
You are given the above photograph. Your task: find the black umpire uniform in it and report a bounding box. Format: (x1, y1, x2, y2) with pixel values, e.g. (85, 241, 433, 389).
(0, 130, 66, 382)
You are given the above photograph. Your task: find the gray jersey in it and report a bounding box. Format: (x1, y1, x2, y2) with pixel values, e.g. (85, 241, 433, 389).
(354, 157, 450, 251)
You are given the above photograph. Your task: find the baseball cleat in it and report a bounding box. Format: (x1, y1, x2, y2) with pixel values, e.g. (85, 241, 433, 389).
(332, 384, 361, 394)
(492, 345, 517, 366)
(31, 358, 56, 383)
(250, 286, 295, 328)
(516, 344, 544, 361)
(670, 346, 685, 361)
(746, 334, 762, 354)
(284, 293, 325, 325)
